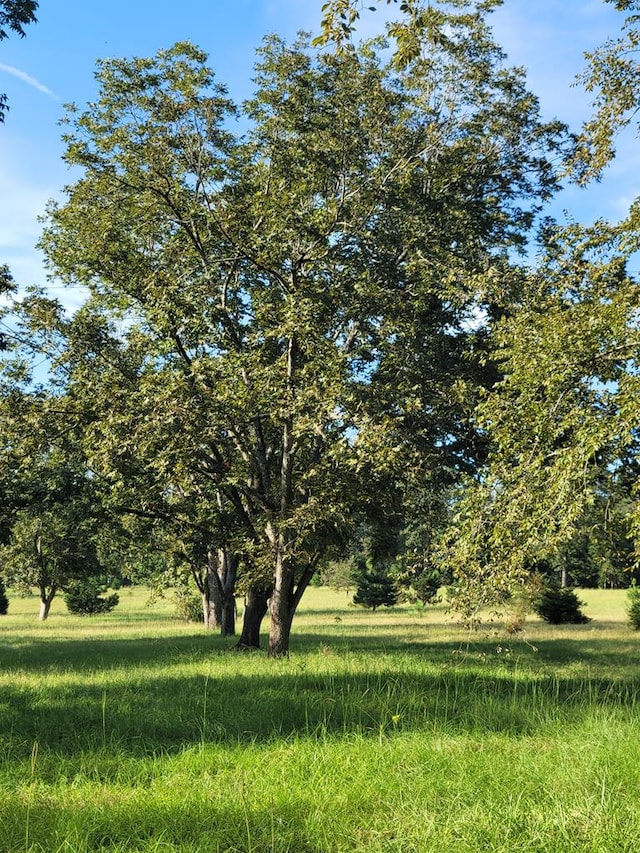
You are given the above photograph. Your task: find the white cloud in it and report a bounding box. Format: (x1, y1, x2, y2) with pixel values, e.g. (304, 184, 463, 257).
(0, 62, 58, 99)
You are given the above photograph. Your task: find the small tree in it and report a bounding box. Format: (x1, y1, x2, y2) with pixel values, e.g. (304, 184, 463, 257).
(174, 590, 204, 623)
(627, 582, 640, 630)
(173, 578, 205, 623)
(320, 557, 357, 593)
(2, 507, 103, 620)
(395, 549, 448, 606)
(411, 567, 443, 606)
(532, 583, 590, 625)
(0, 575, 8, 614)
(0, 390, 111, 620)
(63, 579, 119, 615)
(353, 558, 399, 611)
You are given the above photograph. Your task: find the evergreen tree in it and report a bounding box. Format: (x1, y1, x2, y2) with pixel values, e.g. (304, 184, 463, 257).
(353, 558, 399, 611)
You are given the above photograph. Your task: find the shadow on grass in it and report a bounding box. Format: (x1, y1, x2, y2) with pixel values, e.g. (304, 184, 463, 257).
(2, 627, 640, 762)
(2, 794, 331, 853)
(0, 631, 226, 673)
(8, 619, 637, 667)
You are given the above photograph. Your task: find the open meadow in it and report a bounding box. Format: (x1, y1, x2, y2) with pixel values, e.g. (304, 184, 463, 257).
(2, 586, 640, 852)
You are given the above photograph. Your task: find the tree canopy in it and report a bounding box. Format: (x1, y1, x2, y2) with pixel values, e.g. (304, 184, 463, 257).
(0, 0, 38, 121)
(4, 0, 637, 640)
(6, 1, 567, 650)
(437, 1, 640, 617)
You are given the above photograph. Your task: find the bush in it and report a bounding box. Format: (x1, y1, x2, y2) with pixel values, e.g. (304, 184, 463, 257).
(64, 580, 119, 615)
(174, 589, 203, 623)
(0, 576, 8, 615)
(532, 583, 589, 624)
(627, 582, 640, 630)
(505, 592, 529, 634)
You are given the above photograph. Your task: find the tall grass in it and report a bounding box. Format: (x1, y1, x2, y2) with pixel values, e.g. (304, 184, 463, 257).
(1, 586, 640, 851)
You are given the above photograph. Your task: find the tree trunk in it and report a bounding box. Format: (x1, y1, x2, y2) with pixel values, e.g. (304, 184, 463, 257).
(201, 590, 219, 630)
(197, 548, 240, 634)
(268, 549, 320, 656)
(209, 552, 225, 625)
(217, 549, 238, 637)
(268, 601, 294, 656)
(38, 586, 55, 621)
(198, 556, 222, 630)
(269, 547, 296, 656)
(268, 339, 298, 658)
(235, 586, 269, 649)
(220, 596, 236, 637)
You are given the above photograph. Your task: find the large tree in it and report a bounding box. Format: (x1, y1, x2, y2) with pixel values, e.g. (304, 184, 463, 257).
(37, 7, 566, 653)
(443, 221, 640, 619)
(440, 1, 640, 617)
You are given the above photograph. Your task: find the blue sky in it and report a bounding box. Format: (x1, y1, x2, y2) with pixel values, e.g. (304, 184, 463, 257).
(0, 0, 637, 305)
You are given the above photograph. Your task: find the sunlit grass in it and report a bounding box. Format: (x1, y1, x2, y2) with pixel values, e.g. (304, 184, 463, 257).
(1, 585, 640, 851)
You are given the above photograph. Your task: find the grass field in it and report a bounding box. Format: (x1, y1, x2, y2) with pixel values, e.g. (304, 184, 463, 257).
(1, 585, 640, 852)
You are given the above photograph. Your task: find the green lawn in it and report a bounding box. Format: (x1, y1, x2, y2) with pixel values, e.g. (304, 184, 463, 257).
(1, 586, 640, 851)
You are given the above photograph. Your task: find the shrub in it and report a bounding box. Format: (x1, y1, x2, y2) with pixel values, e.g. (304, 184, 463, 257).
(505, 593, 529, 634)
(532, 583, 589, 624)
(627, 582, 640, 630)
(64, 580, 119, 615)
(0, 576, 8, 615)
(174, 589, 203, 623)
